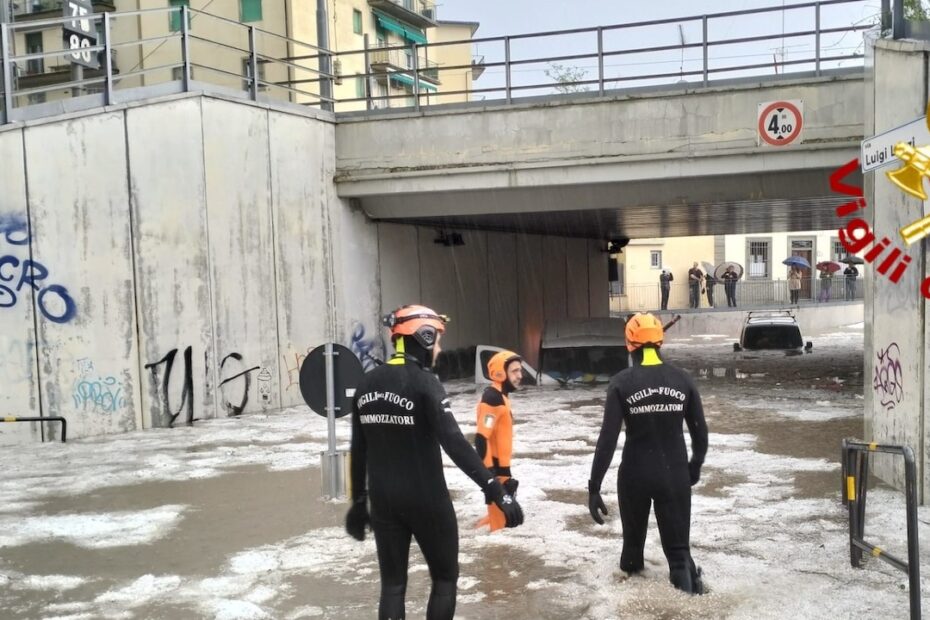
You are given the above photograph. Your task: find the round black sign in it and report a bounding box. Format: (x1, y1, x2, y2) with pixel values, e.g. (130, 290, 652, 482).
(299, 344, 364, 418)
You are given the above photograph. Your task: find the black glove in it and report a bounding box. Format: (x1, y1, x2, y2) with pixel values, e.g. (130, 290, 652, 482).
(345, 493, 370, 541)
(503, 478, 519, 497)
(485, 479, 524, 528)
(588, 479, 608, 525)
(688, 461, 701, 486)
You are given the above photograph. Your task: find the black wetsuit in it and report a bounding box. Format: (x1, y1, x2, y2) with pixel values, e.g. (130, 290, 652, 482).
(589, 358, 708, 591)
(350, 356, 496, 620)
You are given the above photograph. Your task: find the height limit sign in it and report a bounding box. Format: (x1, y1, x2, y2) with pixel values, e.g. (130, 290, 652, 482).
(757, 100, 803, 147)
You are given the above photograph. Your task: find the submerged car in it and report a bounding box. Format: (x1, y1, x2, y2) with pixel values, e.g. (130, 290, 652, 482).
(734, 310, 812, 351)
(538, 318, 629, 384)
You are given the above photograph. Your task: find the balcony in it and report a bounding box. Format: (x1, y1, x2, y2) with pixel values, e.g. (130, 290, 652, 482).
(367, 0, 437, 30)
(12, 0, 116, 21)
(370, 46, 440, 85)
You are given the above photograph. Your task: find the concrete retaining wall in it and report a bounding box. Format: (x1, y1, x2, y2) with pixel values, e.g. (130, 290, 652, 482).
(0, 94, 377, 444)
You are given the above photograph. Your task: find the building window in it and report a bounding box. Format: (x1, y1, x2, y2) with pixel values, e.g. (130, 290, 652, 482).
(832, 237, 845, 262)
(25, 32, 43, 76)
(355, 75, 366, 99)
(353, 9, 363, 35)
(748, 239, 770, 278)
(169, 0, 190, 33)
(650, 250, 662, 269)
(240, 0, 262, 23)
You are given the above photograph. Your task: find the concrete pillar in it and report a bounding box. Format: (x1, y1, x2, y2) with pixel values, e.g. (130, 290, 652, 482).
(865, 37, 930, 500)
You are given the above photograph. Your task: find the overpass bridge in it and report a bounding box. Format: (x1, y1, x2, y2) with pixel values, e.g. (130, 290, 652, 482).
(335, 70, 864, 239)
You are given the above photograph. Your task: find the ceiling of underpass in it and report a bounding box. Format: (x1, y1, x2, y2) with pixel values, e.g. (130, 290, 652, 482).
(368, 167, 860, 240)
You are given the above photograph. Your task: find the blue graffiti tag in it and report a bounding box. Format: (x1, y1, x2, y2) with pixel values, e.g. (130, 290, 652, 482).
(0, 213, 77, 323)
(73, 376, 126, 413)
(350, 321, 380, 371)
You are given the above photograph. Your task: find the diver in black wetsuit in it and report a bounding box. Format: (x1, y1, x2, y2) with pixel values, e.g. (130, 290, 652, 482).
(346, 304, 524, 620)
(587, 312, 708, 594)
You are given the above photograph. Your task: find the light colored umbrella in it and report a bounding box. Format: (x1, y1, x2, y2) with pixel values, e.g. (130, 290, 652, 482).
(701, 261, 715, 276)
(714, 262, 744, 280)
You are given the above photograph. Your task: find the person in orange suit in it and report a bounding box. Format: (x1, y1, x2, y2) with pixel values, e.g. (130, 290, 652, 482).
(474, 350, 524, 531)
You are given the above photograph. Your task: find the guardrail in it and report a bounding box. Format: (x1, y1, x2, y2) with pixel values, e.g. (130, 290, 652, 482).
(841, 439, 920, 620)
(1, 416, 67, 442)
(611, 276, 862, 312)
(1, 5, 333, 124)
(1, 1, 872, 122)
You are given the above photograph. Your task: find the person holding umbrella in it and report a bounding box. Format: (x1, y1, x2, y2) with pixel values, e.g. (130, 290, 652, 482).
(816, 261, 841, 302)
(787, 266, 802, 305)
(701, 261, 716, 308)
(720, 264, 740, 307)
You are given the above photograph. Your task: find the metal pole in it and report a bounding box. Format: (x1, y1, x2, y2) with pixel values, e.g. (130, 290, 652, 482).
(248, 25, 259, 100)
(180, 5, 191, 91)
(893, 0, 904, 39)
(904, 447, 922, 620)
(324, 342, 338, 498)
(597, 26, 604, 96)
(411, 42, 420, 111)
(363, 33, 371, 111)
(71, 65, 83, 98)
(316, 0, 333, 111)
(702, 15, 708, 87)
(504, 36, 511, 104)
(103, 11, 113, 105)
(0, 0, 9, 25)
(814, 2, 821, 77)
(1, 23, 12, 124)
(881, 0, 892, 33)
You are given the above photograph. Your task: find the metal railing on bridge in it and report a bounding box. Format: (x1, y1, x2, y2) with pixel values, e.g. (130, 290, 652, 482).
(1, 1, 873, 123)
(611, 276, 863, 313)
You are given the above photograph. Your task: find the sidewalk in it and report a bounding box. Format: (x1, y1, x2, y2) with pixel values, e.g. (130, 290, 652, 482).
(0, 324, 925, 619)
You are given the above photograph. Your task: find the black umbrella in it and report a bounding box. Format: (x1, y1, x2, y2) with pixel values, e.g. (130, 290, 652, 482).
(840, 256, 864, 265)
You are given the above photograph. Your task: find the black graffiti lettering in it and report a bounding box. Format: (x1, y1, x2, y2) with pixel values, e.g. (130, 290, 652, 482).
(144, 346, 194, 428)
(219, 352, 259, 417)
(0, 255, 19, 282)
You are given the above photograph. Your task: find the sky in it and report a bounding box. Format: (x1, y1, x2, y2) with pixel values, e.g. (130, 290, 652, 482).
(435, 0, 879, 96)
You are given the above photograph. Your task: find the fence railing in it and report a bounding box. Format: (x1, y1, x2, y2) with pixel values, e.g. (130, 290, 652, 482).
(611, 276, 863, 312)
(842, 439, 921, 620)
(1, 1, 872, 122)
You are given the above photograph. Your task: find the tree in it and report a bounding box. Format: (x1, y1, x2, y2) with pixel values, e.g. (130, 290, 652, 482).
(544, 63, 590, 94)
(905, 0, 930, 21)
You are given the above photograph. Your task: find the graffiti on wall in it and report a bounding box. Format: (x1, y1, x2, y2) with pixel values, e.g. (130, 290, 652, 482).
(350, 322, 380, 371)
(145, 346, 270, 426)
(0, 213, 77, 323)
(219, 353, 260, 416)
(283, 345, 313, 391)
(72, 358, 127, 413)
(144, 347, 195, 428)
(873, 342, 904, 412)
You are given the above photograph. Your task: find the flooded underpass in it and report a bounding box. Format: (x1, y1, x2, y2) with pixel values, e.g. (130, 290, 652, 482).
(3, 322, 930, 618)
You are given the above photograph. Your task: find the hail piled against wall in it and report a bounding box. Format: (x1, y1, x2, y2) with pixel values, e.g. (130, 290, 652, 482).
(0, 96, 380, 445)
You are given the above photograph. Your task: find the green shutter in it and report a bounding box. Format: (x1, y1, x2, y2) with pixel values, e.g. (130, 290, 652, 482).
(240, 0, 263, 23)
(353, 9, 362, 35)
(356, 76, 366, 99)
(169, 0, 190, 33)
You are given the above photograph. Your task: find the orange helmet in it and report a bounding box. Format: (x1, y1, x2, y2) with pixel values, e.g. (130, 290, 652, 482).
(487, 350, 521, 383)
(625, 312, 664, 352)
(382, 304, 449, 349)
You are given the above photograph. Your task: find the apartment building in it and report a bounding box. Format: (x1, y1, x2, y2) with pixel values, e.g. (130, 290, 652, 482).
(1, 0, 481, 111)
